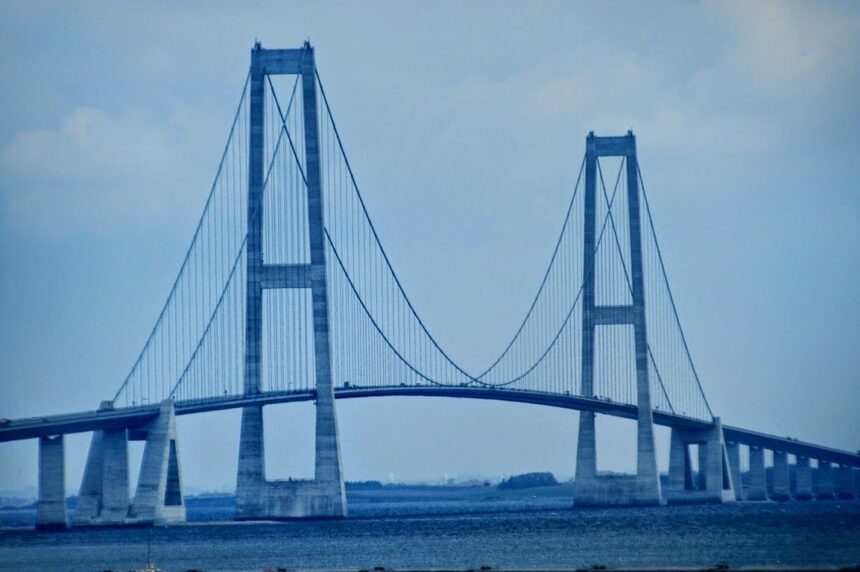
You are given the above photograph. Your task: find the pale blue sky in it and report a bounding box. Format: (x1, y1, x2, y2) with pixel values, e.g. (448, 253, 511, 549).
(1, 1, 859, 493)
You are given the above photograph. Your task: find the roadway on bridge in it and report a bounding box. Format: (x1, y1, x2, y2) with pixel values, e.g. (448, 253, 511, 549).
(2, 387, 858, 467)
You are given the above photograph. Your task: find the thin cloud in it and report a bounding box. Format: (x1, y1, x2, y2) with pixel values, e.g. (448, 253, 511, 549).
(0, 107, 209, 236)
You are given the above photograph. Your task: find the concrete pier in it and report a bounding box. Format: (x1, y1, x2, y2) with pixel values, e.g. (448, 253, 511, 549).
(127, 400, 185, 525)
(75, 427, 130, 525)
(74, 400, 183, 527)
(815, 461, 835, 500)
(747, 446, 768, 501)
(794, 456, 813, 500)
(695, 445, 708, 491)
(36, 435, 68, 530)
(75, 401, 130, 526)
(666, 417, 735, 504)
(836, 465, 856, 499)
(771, 451, 791, 501)
(726, 442, 744, 500)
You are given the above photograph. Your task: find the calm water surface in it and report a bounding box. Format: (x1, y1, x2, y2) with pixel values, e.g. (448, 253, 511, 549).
(2, 498, 859, 571)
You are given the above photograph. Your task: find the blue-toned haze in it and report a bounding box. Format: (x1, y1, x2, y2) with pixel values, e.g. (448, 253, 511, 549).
(1, 1, 859, 493)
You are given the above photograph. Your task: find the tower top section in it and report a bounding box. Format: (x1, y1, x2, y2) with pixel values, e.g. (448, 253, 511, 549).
(250, 43, 315, 76)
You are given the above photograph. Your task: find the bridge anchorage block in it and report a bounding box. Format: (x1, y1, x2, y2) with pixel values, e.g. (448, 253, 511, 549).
(36, 434, 68, 530)
(665, 417, 736, 504)
(76, 400, 185, 527)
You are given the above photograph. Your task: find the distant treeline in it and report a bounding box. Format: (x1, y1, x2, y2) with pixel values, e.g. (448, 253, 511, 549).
(345, 480, 385, 490)
(498, 472, 560, 490)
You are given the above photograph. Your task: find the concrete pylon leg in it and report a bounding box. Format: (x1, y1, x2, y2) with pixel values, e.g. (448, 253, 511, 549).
(128, 400, 185, 525)
(101, 429, 130, 520)
(575, 411, 597, 481)
(794, 457, 813, 501)
(665, 418, 734, 504)
(815, 461, 835, 500)
(312, 341, 347, 517)
(236, 405, 265, 519)
(771, 452, 791, 501)
(836, 465, 856, 500)
(75, 430, 105, 522)
(748, 446, 768, 501)
(711, 420, 734, 498)
(573, 411, 601, 503)
(36, 435, 68, 530)
(667, 428, 692, 492)
(75, 427, 129, 526)
(633, 403, 662, 505)
(726, 442, 744, 500)
(76, 401, 130, 526)
(696, 443, 708, 490)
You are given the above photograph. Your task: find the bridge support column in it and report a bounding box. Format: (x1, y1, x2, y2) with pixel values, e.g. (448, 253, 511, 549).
(836, 465, 856, 499)
(236, 405, 266, 518)
(815, 461, 835, 500)
(771, 451, 791, 501)
(726, 442, 744, 500)
(36, 435, 68, 530)
(794, 456, 813, 501)
(747, 446, 768, 501)
(667, 427, 693, 492)
(696, 444, 708, 491)
(75, 402, 130, 526)
(665, 417, 735, 504)
(127, 400, 185, 525)
(75, 429, 130, 525)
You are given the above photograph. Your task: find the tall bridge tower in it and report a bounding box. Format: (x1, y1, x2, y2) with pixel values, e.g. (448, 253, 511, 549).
(574, 132, 662, 506)
(236, 41, 346, 519)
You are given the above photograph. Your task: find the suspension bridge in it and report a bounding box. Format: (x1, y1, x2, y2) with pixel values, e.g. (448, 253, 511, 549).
(1, 42, 858, 530)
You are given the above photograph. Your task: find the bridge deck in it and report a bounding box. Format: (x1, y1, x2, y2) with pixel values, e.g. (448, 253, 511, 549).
(2, 386, 858, 467)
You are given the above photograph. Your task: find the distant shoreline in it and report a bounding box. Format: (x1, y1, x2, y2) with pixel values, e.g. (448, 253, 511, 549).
(1, 481, 577, 511)
(0, 483, 577, 527)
